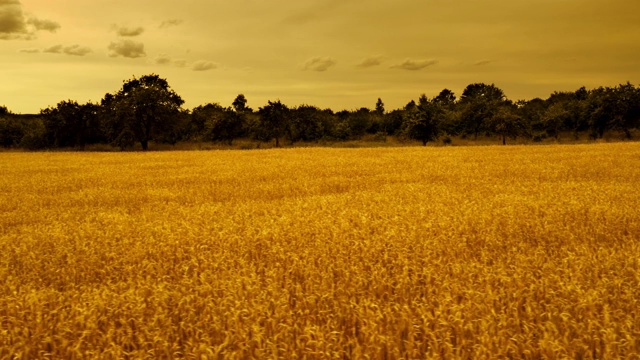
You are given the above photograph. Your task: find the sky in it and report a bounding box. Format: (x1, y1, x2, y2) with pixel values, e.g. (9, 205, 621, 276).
(1, 0, 640, 114)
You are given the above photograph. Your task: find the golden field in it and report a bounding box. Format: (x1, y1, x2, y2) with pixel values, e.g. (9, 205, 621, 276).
(1, 143, 639, 359)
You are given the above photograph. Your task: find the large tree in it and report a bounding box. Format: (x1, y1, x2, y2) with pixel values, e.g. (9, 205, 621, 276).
(258, 100, 290, 147)
(102, 74, 184, 150)
(458, 83, 507, 139)
(403, 94, 442, 145)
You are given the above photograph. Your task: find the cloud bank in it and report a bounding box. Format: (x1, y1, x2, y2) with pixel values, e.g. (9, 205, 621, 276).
(108, 40, 146, 58)
(391, 59, 438, 71)
(303, 57, 336, 72)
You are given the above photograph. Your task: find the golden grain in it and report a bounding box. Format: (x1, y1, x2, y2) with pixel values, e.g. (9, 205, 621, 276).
(1, 143, 639, 359)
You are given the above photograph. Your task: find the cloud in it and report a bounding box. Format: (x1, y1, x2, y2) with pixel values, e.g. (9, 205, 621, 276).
(113, 25, 144, 37)
(154, 54, 186, 67)
(27, 17, 60, 32)
(43, 44, 62, 53)
(159, 19, 182, 29)
(391, 59, 438, 71)
(62, 44, 91, 56)
(0, 0, 29, 39)
(108, 40, 146, 58)
(18, 47, 38, 53)
(474, 60, 492, 66)
(43, 44, 92, 56)
(357, 55, 383, 68)
(0, 0, 59, 40)
(192, 60, 217, 71)
(155, 54, 171, 65)
(303, 57, 336, 72)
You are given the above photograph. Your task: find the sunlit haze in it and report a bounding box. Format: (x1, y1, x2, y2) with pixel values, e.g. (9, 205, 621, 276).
(2, 0, 640, 114)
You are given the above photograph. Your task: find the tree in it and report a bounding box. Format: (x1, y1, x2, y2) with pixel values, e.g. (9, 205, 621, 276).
(488, 105, 527, 145)
(232, 94, 250, 113)
(101, 74, 184, 150)
(289, 105, 327, 143)
(403, 94, 442, 145)
(0, 105, 9, 116)
(433, 89, 457, 135)
(347, 108, 375, 137)
(375, 98, 385, 116)
(542, 102, 570, 139)
(458, 83, 507, 139)
(193, 104, 244, 145)
(433, 88, 456, 107)
(40, 100, 103, 149)
(258, 100, 290, 147)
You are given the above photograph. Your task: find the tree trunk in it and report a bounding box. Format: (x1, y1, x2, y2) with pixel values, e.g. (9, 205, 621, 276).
(141, 139, 148, 151)
(422, 139, 427, 146)
(275, 137, 280, 147)
(502, 135, 506, 145)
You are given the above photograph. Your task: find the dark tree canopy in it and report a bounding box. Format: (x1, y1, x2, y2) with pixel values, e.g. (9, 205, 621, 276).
(232, 94, 249, 113)
(102, 74, 184, 150)
(3, 75, 640, 150)
(375, 98, 385, 116)
(403, 94, 442, 145)
(458, 83, 508, 139)
(40, 100, 102, 149)
(258, 100, 290, 147)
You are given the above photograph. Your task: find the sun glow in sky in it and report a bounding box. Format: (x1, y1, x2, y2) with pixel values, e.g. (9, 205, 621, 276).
(2, 0, 640, 114)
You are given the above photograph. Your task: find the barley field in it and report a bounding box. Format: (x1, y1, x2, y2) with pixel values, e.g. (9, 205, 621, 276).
(1, 143, 639, 359)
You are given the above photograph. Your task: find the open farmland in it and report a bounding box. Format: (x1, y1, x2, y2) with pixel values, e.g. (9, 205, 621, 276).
(1, 144, 640, 359)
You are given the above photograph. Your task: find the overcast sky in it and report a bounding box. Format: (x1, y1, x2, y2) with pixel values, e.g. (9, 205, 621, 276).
(2, 0, 640, 114)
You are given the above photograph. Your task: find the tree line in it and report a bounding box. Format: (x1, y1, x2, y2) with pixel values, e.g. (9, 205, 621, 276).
(1, 74, 639, 150)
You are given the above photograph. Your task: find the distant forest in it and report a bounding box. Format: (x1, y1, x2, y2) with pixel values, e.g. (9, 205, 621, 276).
(1, 74, 639, 150)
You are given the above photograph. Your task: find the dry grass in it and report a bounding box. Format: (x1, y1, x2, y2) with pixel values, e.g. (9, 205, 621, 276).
(1, 143, 639, 359)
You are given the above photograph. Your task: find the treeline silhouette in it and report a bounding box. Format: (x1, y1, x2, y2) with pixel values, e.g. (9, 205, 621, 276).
(1, 74, 639, 150)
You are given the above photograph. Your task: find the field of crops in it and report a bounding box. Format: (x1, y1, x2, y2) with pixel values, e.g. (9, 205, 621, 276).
(1, 143, 639, 359)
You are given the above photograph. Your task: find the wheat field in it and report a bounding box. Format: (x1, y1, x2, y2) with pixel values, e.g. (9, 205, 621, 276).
(1, 143, 639, 359)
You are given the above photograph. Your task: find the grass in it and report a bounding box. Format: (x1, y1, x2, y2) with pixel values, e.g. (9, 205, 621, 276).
(1, 143, 639, 358)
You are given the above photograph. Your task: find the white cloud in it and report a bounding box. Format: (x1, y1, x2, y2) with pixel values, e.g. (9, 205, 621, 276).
(303, 57, 336, 72)
(391, 59, 438, 71)
(192, 60, 217, 71)
(18, 47, 38, 53)
(108, 40, 146, 58)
